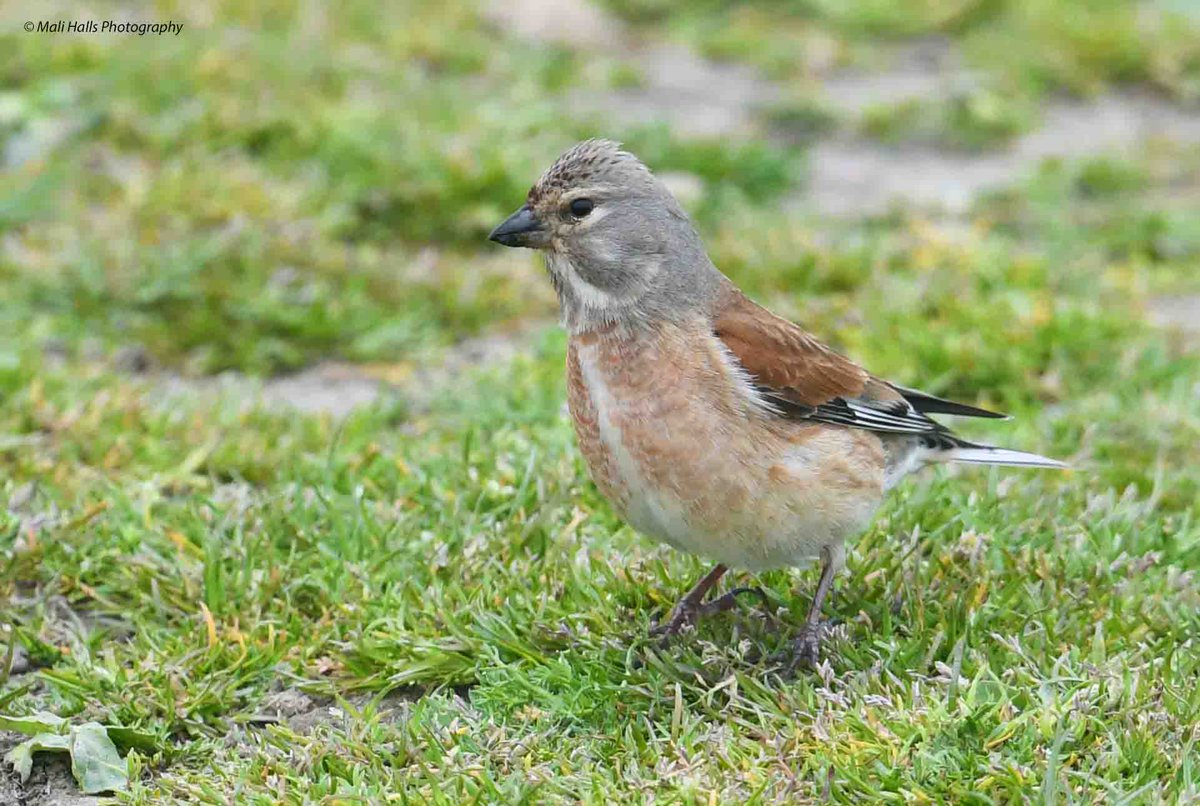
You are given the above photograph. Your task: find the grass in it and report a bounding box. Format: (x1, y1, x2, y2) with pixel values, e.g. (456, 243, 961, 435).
(602, 0, 1200, 147)
(2, 0, 1200, 802)
(0, 0, 801, 374)
(859, 87, 1038, 151)
(603, 0, 1200, 98)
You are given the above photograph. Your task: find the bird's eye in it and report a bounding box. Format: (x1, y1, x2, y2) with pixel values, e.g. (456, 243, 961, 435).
(568, 198, 594, 218)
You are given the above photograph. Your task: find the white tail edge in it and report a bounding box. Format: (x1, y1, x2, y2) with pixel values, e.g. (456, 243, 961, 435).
(939, 446, 1068, 469)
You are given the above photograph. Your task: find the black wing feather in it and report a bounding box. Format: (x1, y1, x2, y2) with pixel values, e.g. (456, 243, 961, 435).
(891, 384, 1008, 420)
(756, 387, 949, 436)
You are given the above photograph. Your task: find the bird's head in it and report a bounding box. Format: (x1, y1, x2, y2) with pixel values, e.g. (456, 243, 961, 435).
(488, 139, 721, 333)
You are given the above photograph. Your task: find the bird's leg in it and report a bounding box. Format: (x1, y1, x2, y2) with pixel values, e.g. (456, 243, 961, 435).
(783, 546, 838, 669)
(651, 564, 727, 638)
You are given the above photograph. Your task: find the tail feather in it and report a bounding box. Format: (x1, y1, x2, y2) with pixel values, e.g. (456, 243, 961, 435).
(934, 443, 1067, 469)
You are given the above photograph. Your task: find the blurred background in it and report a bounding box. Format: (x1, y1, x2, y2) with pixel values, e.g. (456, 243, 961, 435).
(3, 0, 1198, 383)
(2, 1, 1200, 800)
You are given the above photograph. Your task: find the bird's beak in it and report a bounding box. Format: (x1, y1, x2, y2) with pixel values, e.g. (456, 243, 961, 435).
(488, 204, 545, 248)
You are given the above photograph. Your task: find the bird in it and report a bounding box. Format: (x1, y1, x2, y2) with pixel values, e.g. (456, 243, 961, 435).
(488, 139, 1065, 666)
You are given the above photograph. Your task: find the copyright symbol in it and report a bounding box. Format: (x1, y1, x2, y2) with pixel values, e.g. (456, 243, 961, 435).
(24, 21, 34, 32)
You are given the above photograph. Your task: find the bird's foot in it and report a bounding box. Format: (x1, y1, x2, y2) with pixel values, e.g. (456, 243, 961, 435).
(700, 586, 775, 618)
(651, 586, 776, 642)
(771, 619, 837, 672)
(650, 600, 702, 641)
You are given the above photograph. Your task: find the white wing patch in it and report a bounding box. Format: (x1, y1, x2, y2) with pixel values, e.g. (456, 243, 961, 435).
(711, 337, 783, 418)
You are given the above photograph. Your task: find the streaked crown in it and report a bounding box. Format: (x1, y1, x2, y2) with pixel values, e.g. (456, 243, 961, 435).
(528, 139, 655, 205)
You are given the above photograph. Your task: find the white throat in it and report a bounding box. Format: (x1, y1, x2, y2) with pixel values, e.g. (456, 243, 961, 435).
(543, 252, 657, 335)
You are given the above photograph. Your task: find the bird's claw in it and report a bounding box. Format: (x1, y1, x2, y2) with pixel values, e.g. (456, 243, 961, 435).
(651, 586, 777, 643)
(650, 602, 700, 641)
(770, 620, 836, 673)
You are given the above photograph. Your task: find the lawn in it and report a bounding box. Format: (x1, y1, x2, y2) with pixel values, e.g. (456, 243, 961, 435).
(2, 0, 1199, 802)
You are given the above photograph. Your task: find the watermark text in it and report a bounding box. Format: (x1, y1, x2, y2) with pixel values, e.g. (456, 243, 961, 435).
(24, 20, 184, 36)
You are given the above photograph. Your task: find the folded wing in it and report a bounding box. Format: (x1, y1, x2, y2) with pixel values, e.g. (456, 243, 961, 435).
(711, 285, 1065, 469)
(713, 286, 1004, 434)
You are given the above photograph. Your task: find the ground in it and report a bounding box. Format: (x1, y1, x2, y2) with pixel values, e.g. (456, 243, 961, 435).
(1, 0, 1199, 802)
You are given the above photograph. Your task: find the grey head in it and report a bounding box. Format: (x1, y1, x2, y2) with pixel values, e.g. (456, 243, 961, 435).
(488, 139, 723, 334)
